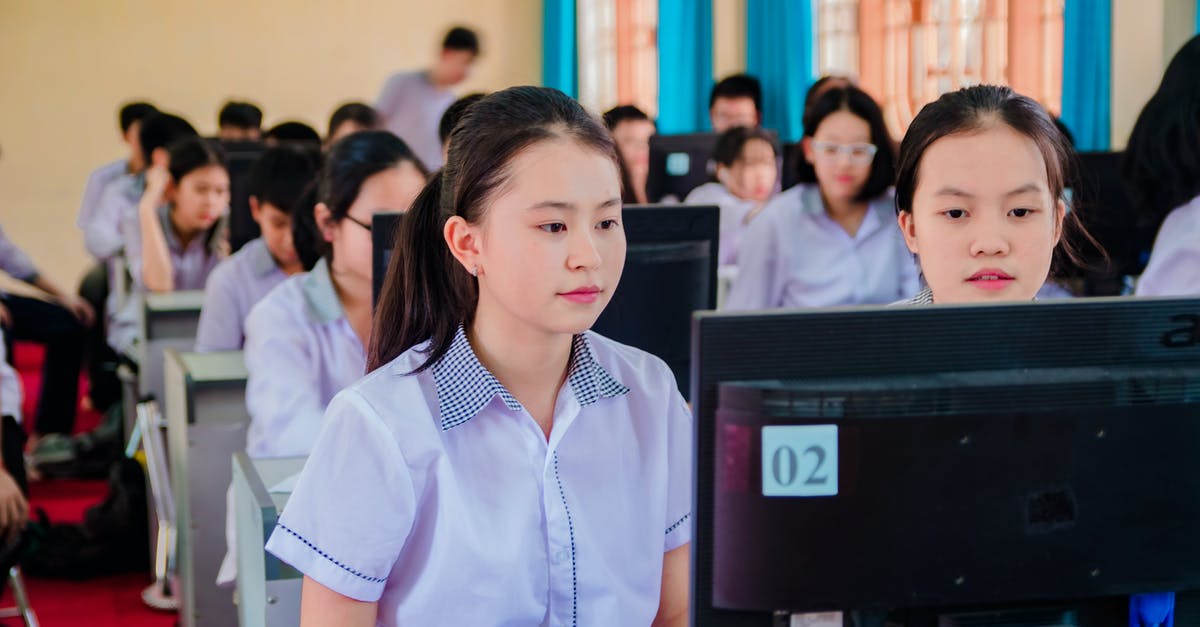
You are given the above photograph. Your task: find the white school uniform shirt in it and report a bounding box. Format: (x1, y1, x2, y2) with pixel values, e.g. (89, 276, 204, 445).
(375, 70, 456, 169)
(106, 203, 223, 354)
(76, 159, 127, 235)
(0, 330, 22, 422)
(84, 172, 143, 261)
(1136, 194, 1200, 296)
(242, 257, 365, 458)
(194, 238, 288, 352)
(265, 326, 693, 626)
(684, 181, 770, 266)
(724, 184, 920, 309)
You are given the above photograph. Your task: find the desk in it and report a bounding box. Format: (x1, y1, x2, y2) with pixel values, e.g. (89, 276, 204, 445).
(232, 454, 304, 627)
(164, 349, 249, 627)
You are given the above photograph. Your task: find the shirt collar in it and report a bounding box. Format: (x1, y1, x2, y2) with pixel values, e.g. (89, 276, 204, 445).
(248, 239, 280, 277)
(432, 326, 631, 431)
(300, 258, 345, 324)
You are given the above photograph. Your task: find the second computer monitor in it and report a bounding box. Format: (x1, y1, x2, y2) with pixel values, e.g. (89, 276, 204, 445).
(371, 212, 404, 308)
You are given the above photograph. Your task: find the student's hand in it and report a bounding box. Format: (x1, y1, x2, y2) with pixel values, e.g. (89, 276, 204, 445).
(0, 302, 9, 328)
(0, 471, 27, 546)
(144, 165, 170, 206)
(58, 294, 95, 328)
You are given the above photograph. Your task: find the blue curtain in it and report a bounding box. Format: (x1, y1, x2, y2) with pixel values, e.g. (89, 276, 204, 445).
(543, 0, 578, 98)
(1195, 0, 1200, 34)
(657, 0, 713, 133)
(1061, 0, 1111, 151)
(746, 0, 817, 142)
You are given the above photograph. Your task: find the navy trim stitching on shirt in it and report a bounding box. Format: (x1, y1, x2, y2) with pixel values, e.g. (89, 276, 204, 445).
(275, 523, 387, 583)
(665, 512, 691, 536)
(554, 453, 579, 627)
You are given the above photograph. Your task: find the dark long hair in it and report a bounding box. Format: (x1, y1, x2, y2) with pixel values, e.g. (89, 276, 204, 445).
(166, 136, 228, 253)
(794, 86, 895, 201)
(895, 84, 1101, 275)
(290, 130, 426, 265)
(368, 86, 617, 373)
(1122, 34, 1200, 223)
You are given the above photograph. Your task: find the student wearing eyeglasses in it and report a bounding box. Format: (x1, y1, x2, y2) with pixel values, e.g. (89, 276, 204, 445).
(725, 86, 919, 309)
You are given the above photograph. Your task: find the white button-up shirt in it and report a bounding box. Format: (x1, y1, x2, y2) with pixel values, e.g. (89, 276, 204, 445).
(195, 238, 288, 352)
(725, 184, 920, 309)
(266, 326, 692, 626)
(1137, 194, 1200, 297)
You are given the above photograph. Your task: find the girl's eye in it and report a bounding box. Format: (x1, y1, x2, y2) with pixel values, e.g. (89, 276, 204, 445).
(597, 219, 619, 230)
(944, 209, 966, 219)
(539, 223, 566, 234)
(1010, 208, 1034, 218)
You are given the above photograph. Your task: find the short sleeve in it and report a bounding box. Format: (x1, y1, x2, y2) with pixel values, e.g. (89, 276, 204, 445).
(724, 198, 785, 310)
(663, 385, 693, 553)
(265, 389, 416, 602)
(195, 260, 248, 352)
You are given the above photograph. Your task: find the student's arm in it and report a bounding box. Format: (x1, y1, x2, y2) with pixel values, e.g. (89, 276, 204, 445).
(652, 544, 690, 627)
(27, 275, 95, 327)
(0, 337, 27, 546)
(723, 205, 784, 310)
(137, 166, 176, 292)
(84, 184, 129, 260)
(0, 225, 93, 325)
(194, 263, 244, 352)
(77, 160, 122, 230)
(1136, 224, 1200, 296)
(300, 578, 377, 627)
(375, 73, 405, 122)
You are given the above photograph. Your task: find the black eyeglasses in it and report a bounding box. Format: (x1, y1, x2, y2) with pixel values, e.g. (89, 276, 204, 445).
(344, 215, 372, 231)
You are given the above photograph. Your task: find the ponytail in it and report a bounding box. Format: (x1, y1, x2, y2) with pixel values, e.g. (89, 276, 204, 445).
(368, 172, 477, 372)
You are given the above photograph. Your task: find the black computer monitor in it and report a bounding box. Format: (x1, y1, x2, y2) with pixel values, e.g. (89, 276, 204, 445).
(646, 133, 720, 202)
(780, 141, 805, 191)
(1071, 151, 1159, 295)
(371, 212, 404, 307)
(221, 140, 265, 253)
(691, 297, 1200, 626)
(590, 204, 719, 396)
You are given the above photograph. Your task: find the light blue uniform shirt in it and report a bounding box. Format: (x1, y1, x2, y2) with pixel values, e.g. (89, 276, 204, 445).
(1137, 194, 1200, 296)
(0, 224, 38, 283)
(242, 258, 365, 458)
(84, 172, 143, 261)
(195, 238, 288, 352)
(725, 184, 920, 309)
(76, 159, 127, 235)
(375, 70, 454, 169)
(0, 330, 21, 422)
(265, 326, 693, 625)
(684, 181, 772, 266)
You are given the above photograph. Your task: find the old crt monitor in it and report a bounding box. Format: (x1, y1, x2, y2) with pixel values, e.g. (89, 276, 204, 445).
(591, 204, 718, 396)
(371, 212, 404, 308)
(690, 297, 1200, 626)
(646, 133, 720, 202)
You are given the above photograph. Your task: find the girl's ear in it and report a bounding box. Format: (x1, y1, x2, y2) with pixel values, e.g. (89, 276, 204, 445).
(1053, 197, 1067, 245)
(314, 202, 336, 243)
(443, 215, 481, 277)
(163, 179, 178, 205)
(897, 211, 920, 255)
(801, 137, 815, 165)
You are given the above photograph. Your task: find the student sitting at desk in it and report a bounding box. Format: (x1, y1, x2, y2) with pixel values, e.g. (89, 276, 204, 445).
(684, 126, 779, 266)
(195, 144, 319, 352)
(725, 86, 918, 309)
(216, 131, 427, 586)
(266, 86, 690, 627)
(107, 134, 227, 354)
(1124, 35, 1200, 296)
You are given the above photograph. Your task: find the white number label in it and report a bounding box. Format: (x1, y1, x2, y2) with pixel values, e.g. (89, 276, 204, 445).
(762, 425, 838, 497)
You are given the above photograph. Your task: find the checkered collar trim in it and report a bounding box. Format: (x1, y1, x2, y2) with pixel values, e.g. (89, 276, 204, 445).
(432, 326, 630, 431)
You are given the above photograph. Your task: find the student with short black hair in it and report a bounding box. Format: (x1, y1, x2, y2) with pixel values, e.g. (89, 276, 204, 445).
(266, 86, 690, 626)
(217, 101, 263, 141)
(437, 92, 486, 161)
(77, 101, 158, 238)
(726, 86, 917, 309)
(326, 102, 379, 148)
(1124, 34, 1200, 296)
(602, 104, 656, 204)
(195, 144, 320, 352)
(377, 25, 481, 169)
(709, 73, 763, 133)
(264, 121, 322, 148)
(685, 126, 779, 265)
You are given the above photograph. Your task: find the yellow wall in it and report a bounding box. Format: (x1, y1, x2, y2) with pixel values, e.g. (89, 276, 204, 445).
(0, 0, 541, 286)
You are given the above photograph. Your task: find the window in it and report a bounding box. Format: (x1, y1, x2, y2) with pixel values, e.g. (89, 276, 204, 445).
(578, 0, 659, 117)
(823, 0, 1063, 138)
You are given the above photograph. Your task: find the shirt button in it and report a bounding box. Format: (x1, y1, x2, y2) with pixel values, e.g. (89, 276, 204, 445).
(554, 549, 569, 564)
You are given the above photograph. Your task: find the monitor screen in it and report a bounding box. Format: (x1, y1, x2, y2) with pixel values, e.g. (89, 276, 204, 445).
(691, 297, 1200, 626)
(646, 133, 720, 203)
(220, 140, 265, 254)
(371, 212, 404, 308)
(590, 204, 719, 396)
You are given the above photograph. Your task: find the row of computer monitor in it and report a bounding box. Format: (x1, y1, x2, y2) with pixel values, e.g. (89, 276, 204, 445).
(374, 204, 1200, 625)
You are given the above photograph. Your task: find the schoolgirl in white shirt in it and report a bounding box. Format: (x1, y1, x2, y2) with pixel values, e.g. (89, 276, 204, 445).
(265, 86, 691, 626)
